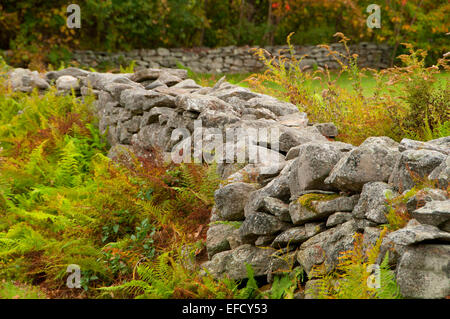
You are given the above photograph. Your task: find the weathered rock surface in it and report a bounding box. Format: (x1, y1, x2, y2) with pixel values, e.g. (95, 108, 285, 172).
(206, 223, 236, 259)
(288, 141, 353, 197)
(352, 182, 395, 224)
(389, 149, 445, 191)
(325, 137, 401, 192)
(297, 220, 358, 274)
(411, 200, 450, 232)
(396, 244, 450, 299)
(214, 182, 257, 221)
(201, 244, 274, 280)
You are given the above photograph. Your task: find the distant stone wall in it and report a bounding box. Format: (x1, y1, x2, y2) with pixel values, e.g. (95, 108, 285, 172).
(72, 43, 392, 73)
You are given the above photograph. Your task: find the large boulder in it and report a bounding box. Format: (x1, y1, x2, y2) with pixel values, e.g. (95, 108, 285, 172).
(325, 137, 401, 192)
(396, 244, 450, 299)
(214, 182, 257, 221)
(389, 149, 446, 191)
(289, 141, 354, 197)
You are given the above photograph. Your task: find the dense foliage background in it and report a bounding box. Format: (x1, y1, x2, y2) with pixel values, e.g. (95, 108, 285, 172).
(1, 0, 448, 69)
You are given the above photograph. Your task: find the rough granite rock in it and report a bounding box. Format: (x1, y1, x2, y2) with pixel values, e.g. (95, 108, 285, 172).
(406, 188, 448, 213)
(428, 155, 449, 189)
(352, 182, 395, 224)
(238, 212, 288, 243)
(201, 244, 274, 280)
(386, 224, 450, 246)
(289, 195, 358, 225)
(326, 212, 353, 227)
(288, 141, 353, 197)
(271, 222, 325, 248)
(214, 182, 257, 221)
(389, 149, 445, 191)
(297, 220, 358, 274)
(411, 200, 450, 232)
(325, 136, 401, 192)
(206, 223, 236, 259)
(313, 122, 339, 138)
(259, 197, 291, 222)
(396, 244, 450, 299)
(56, 75, 80, 91)
(120, 88, 176, 114)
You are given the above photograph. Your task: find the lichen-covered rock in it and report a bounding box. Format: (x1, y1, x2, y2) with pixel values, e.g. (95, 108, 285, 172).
(352, 182, 395, 224)
(7, 68, 50, 92)
(297, 220, 358, 274)
(326, 212, 353, 227)
(411, 200, 450, 232)
(201, 244, 274, 280)
(206, 223, 236, 259)
(214, 182, 257, 221)
(389, 149, 445, 191)
(259, 197, 291, 222)
(271, 222, 325, 248)
(56, 75, 80, 91)
(120, 88, 176, 114)
(396, 244, 450, 299)
(246, 96, 299, 116)
(288, 141, 353, 197)
(313, 122, 338, 138)
(406, 188, 448, 213)
(386, 224, 450, 246)
(399, 138, 450, 155)
(325, 136, 401, 192)
(428, 155, 449, 189)
(238, 212, 288, 243)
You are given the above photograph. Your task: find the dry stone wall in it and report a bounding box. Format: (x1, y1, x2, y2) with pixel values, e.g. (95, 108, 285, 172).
(72, 42, 392, 73)
(6, 65, 450, 299)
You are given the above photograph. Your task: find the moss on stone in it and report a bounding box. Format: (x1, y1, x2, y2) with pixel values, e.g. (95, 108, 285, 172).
(297, 193, 340, 212)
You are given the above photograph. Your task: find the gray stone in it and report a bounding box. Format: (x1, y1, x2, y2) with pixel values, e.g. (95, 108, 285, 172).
(246, 96, 299, 116)
(411, 200, 450, 231)
(201, 244, 274, 280)
(396, 244, 450, 299)
(387, 224, 450, 246)
(239, 212, 287, 243)
(326, 212, 353, 227)
(313, 122, 338, 137)
(389, 149, 446, 191)
(428, 155, 449, 189)
(260, 197, 291, 222)
(120, 88, 176, 114)
(272, 222, 325, 248)
(352, 182, 395, 224)
(131, 68, 161, 82)
(289, 141, 353, 197)
(206, 223, 236, 259)
(297, 220, 358, 274)
(406, 188, 448, 213)
(325, 136, 401, 192)
(214, 182, 257, 221)
(399, 138, 449, 155)
(56, 75, 80, 91)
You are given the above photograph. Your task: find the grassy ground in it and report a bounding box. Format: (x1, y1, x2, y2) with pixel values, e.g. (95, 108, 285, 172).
(191, 70, 450, 98)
